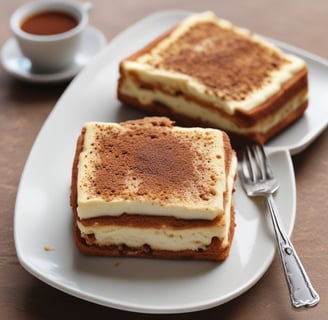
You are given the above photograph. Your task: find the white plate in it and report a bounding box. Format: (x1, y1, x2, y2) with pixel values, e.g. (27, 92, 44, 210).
(15, 9, 327, 313)
(1, 26, 106, 83)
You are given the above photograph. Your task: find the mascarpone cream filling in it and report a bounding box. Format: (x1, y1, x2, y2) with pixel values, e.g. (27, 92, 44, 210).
(77, 124, 230, 220)
(77, 154, 237, 251)
(119, 76, 308, 134)
(78, 221, 228, 251)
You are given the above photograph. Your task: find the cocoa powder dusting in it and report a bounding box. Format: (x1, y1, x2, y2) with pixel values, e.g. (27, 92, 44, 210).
(148, 22, 289, 101)
(83, 118, 219, 204)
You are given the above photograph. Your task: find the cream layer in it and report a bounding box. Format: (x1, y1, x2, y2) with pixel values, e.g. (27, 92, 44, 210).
(77, 122, 235, 220)
(77, 156, 237, 251)
(78, 219, 228, 251)
(120, 11, 306, 114)
(119, 76, 308, 134)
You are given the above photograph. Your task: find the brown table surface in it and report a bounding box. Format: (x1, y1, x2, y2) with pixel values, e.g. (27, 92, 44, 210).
(1, 0, 327, 319)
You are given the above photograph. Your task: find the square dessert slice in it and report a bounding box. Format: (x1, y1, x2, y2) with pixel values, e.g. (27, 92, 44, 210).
(117, 11, 308, 144)
(70, 117, 237, 261)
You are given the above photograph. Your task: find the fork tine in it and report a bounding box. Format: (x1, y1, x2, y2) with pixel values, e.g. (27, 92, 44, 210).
(244, 146, 254, 181)
(255, 144, 275, 180)
(244, 145, 261, 181)
(240, 145, 253, 181)
(251, 144, 266, 180)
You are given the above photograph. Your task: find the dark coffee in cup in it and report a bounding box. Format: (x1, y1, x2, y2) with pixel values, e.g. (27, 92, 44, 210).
(21, 11, 78, 35)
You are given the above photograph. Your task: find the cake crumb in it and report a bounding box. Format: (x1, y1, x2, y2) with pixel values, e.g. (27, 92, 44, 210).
(44, 244, 54, 251)
(114, 261, 121, 267)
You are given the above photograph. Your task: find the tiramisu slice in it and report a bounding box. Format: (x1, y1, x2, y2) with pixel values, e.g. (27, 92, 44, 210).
(70, 117, 237, 261)
(117, 11, 308, 144)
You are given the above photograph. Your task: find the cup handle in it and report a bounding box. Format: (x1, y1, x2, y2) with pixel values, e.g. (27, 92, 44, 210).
(81, 2, 93, 15)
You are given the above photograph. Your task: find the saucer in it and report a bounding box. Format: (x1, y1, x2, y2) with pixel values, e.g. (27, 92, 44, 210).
(1, 26, 107, 83)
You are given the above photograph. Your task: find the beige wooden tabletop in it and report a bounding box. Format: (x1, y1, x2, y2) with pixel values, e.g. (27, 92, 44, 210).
(0, 0, 327, 319)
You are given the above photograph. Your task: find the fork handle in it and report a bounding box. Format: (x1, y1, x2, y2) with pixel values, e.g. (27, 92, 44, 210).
(266, 195, 320, 309)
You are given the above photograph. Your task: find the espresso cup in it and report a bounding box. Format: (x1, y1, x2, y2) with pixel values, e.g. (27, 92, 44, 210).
(10, 1, 92, 71)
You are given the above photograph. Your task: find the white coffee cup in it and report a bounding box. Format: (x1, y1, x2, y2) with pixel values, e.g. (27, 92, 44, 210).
(10, 1, 92, 71)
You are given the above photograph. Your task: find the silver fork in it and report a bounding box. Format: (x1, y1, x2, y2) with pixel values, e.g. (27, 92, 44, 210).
(239, 144, 320, 309)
